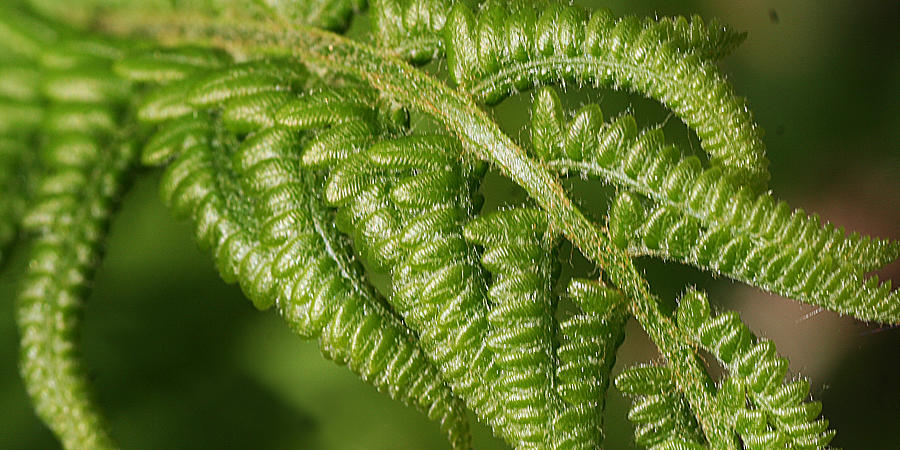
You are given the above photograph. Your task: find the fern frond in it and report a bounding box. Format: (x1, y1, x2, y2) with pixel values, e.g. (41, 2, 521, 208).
(616, 365, 705, 448)
(322, 131, 514, 440)
(4, 2, 896, 449)
(676, 289, 836, 448)
(271, 81, 522, 442)
(438, 1, 767, 187)
(531, 87, 899, 275)
(17, 136, 132, 450)
(2, 10, 138, 447)
(120, 47, 477, 446)
(609, 191, 900, 323)
(141, 106, 472, 448)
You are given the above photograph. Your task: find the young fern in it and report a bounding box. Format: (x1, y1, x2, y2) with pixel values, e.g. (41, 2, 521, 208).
(0, 1, 897, 449)
(128, 52, 472, 447)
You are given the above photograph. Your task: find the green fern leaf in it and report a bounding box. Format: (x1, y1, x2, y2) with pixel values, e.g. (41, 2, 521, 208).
(526, 87, 899, 323)
(2, 2, 897, 449)
(0, 10, 142, 447)
(609, 191, 899, 323)
(676, 289, 836, 448)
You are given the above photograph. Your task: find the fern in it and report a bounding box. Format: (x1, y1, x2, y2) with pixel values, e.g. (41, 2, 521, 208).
(0, 0, 897, 449)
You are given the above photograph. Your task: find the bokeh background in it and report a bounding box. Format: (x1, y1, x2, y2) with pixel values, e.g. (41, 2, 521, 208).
(1, 0, 898, 448)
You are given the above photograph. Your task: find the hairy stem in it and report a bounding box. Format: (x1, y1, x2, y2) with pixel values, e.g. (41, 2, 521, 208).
(96, 11, 735, 447)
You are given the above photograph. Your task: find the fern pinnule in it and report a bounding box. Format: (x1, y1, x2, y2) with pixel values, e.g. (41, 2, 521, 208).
(221, 90, 296, 133)
(676, 289, 836, 448)
(277, 85, 379, 130)
(114, 46, 232, 84)
(615, 365, 705, 448)
(141, 115, 212, 165)
(137, 75, 206, 123)
(187, 60, 308, 107)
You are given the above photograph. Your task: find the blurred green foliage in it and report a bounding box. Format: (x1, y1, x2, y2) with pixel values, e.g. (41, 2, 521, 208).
(1, 0, 897, 448)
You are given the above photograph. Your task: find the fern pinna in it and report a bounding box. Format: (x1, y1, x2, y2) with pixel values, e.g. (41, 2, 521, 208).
(0, 0, 896, 448)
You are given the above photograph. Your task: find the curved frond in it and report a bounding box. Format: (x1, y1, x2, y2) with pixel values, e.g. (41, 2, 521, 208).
(439, 1, 767, 187)
(7, 12, 136, 447)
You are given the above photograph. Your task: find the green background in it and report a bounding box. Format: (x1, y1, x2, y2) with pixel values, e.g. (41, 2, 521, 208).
(1, 0, 898, 448)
